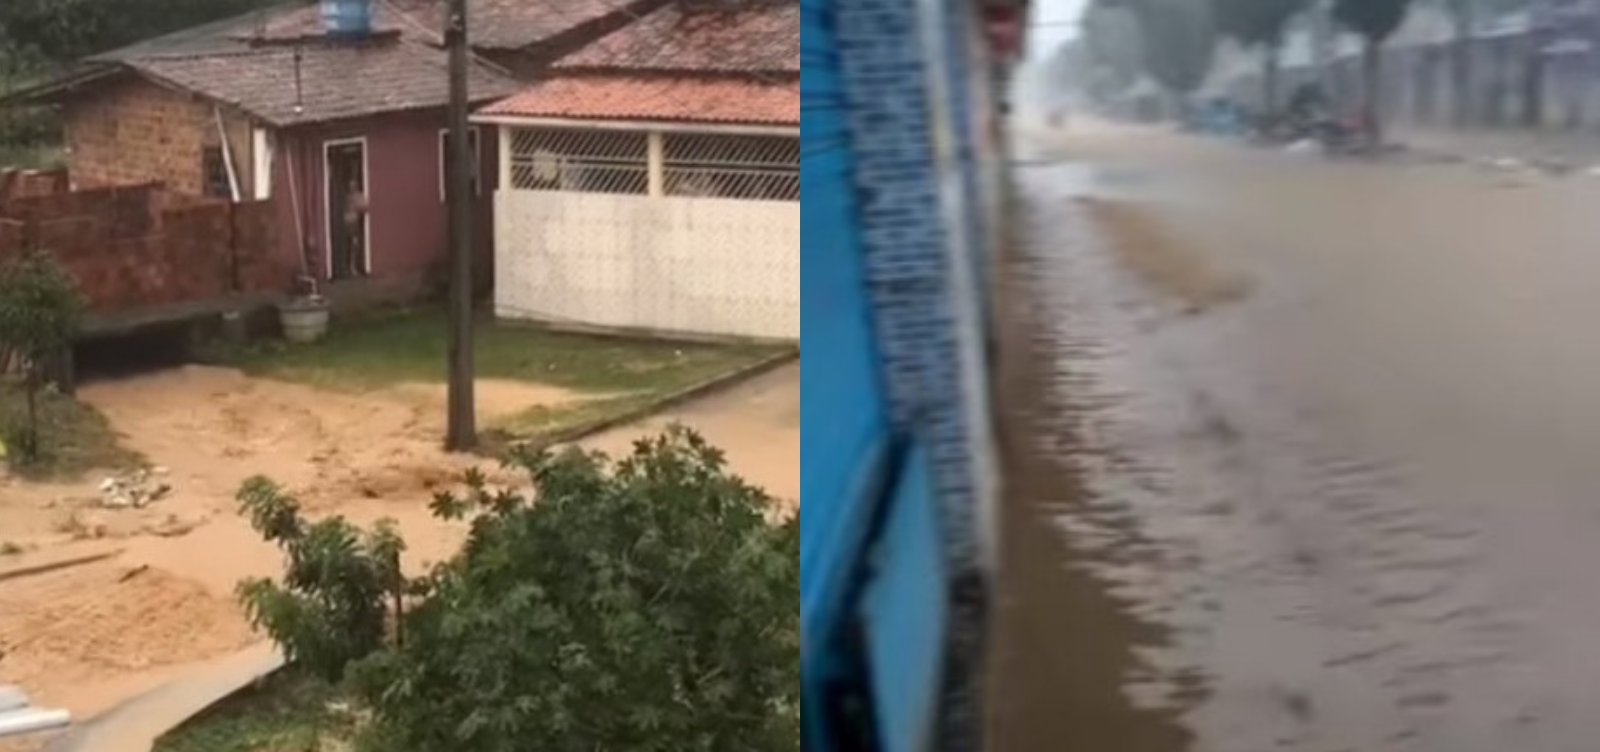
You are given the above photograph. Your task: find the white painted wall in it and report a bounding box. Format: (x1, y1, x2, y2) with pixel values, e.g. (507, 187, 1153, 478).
(494, 190, 799, 340)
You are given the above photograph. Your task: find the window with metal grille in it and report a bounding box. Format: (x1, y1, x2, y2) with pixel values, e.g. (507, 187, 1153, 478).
(509, 127, 647, 195)
(662, 133, 799, 201)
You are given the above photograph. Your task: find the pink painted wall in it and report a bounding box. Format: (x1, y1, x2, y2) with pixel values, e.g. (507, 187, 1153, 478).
(270, 107, 497, 294)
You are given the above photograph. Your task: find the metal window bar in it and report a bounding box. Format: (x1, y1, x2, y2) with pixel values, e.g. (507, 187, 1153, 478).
(662, 133, 799, 201)
(508, 127, 648, 195)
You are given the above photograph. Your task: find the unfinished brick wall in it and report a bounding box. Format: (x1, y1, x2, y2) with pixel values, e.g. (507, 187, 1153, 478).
(63, 77, 254, 197)
(0, 184, 291, 314)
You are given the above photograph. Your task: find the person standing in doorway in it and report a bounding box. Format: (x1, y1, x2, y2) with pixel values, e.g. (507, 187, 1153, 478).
(343, 175, 368, 277)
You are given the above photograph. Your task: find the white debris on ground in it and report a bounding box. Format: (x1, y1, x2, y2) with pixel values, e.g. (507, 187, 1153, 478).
(96, 467, 170, 509)
(0, 685, 69, 741)
(1487, 156, 1527, 172)
(1284, 138, 1319, 155)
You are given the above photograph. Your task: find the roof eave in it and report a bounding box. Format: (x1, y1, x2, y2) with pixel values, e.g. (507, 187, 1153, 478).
(550, 66, 799, 79)
(0, 65, 123, 108)
(470, 112, 797, 134)
(275, 91, 520, 128)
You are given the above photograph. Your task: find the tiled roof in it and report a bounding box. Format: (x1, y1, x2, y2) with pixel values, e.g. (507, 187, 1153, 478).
(477, 76, 798, 125)
(92, 0, 642, 61)
(554, 2, 798, 73)
(132, 39, 520, 126)
(385, 0, 645, 50)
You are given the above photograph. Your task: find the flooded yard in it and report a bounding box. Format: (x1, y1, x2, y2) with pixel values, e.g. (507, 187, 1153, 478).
(0, 360, 797, 728)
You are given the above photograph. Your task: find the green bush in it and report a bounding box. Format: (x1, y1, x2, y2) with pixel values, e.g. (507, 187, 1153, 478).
(237, 426, 799, 751)
(356, 427, 798, 750)
(236, 477, 407, 683)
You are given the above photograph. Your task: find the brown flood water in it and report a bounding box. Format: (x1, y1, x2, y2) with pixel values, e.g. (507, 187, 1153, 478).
(992, 122, 1600, 752)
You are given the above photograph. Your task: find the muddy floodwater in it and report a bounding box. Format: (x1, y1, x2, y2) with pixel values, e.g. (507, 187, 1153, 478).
(993, 121, 1600, 752)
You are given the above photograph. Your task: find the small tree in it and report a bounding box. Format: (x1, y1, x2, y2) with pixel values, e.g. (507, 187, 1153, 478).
(349, 426, 799, 751)
(236, 477, 408, 682)
(1214, 0, 1313, 113)
(0, 251, 83, 464)
(1333, 0, 1414, 147)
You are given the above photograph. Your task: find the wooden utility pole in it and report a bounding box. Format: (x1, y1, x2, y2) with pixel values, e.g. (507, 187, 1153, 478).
(445, 0, 476, 450)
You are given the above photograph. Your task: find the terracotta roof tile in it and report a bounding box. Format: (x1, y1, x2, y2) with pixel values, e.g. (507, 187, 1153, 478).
(555, 2, 798, 73)
(132, 39, 520, 126)
(478, 76, 797, 125)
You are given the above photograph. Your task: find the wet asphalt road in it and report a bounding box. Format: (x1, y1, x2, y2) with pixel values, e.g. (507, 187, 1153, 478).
(992, 123, 1600, 752)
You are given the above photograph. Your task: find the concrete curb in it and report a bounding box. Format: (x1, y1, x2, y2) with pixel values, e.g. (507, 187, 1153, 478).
(43, 643, 283, 752)
(515, 347, 800, 452)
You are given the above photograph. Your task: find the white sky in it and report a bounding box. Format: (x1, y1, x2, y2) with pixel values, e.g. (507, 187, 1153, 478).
(1027, 0, 1087, 60)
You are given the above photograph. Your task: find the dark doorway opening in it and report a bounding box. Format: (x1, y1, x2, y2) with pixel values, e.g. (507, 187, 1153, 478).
(325, 139, 369, 281)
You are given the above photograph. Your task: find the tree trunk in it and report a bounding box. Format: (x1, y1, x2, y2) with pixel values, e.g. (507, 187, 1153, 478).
(1263, 42, 1282, 116)
(1450, 0, 1474, 126)
(1311, 1, 1337, 109)
(1521, 33, 1544, 128)
(23, 371, 38, 461)
(1363, 37, 1383, 149)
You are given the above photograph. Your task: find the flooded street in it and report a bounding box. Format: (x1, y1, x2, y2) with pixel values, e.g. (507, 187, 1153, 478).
(993, 121, 1600, 751)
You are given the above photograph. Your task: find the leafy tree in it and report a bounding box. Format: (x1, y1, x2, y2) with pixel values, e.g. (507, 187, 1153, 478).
(1214, 0, 1313, 113)
(1130, 0, 1219, 97)
(0, 251, 82, 464)
(1082, 4, 1148, 94)
(0, 0, 283, 64)
(1333, 0, 1414, 145)
(236, 477, 409, 683)
(348, 427, 799, 751)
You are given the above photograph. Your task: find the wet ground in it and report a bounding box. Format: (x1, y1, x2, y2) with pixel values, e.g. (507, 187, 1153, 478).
(0, 362, 797, 747)
(991, 120, 1600, 751)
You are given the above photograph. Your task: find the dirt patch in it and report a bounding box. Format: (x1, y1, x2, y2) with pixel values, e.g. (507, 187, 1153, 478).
(0, 561, 256, 716)
(1080, 196, 1250, 313)
(70, 366, 554, 511)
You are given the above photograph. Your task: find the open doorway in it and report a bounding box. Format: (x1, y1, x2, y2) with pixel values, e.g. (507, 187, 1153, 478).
(324, 138, 370, 280)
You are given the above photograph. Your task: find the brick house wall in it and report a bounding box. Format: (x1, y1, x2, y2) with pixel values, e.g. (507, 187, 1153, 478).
(63, 75, 255, 197)
(56, 77, 494, 300)
(0, 184, 291, 314)
(273, 108, 497, 290)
